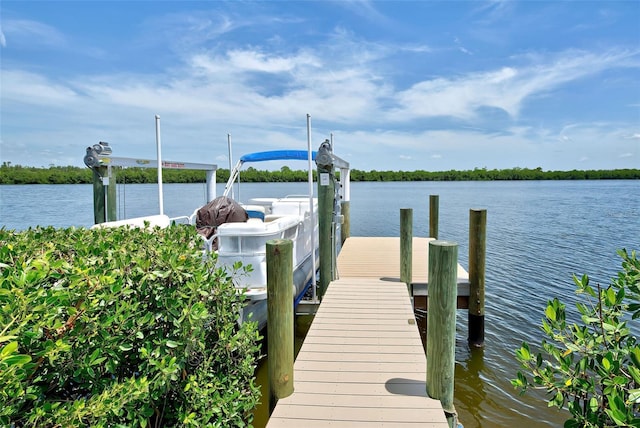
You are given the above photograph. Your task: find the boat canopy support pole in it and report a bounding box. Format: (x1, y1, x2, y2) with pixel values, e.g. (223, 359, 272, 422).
(306, 114, 318, 303)
(227, 134, 234, 200)
(155, 115, 164, 215)
(223, 160, 244, 198)
(205, 170, 216, 202)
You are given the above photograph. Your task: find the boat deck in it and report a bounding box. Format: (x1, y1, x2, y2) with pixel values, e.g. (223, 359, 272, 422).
(267, 236, 464, 427)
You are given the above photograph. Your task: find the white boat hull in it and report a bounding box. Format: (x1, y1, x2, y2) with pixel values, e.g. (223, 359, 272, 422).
(239, 250, 319, 330)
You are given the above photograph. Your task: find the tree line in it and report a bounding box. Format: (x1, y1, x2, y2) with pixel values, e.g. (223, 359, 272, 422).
(1, 162, 638, 185)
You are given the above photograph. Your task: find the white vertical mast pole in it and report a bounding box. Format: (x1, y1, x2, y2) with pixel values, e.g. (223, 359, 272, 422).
(227, 133, 234, 199)
(307, 114, 317, 302)
(155, 115, 164, 215)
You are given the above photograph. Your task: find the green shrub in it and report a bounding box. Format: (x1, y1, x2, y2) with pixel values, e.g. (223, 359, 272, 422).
(0, 225, 261, 427)
(513, 249, 640, 427)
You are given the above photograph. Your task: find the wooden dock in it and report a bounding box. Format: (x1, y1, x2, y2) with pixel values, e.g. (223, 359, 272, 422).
(267, 237, 468, 427)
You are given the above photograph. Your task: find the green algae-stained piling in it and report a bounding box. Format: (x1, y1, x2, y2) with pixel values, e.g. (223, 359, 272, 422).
(316, 140, 336, 299)
(400, 208, 413, 287)
(267, 237, 453, 427)
(91, 165, 117, 224)
(468, 209, 487, 348)
(267, 239, 295, 410)
(429, 195, 439, 239)
(426, 241, 458, 427)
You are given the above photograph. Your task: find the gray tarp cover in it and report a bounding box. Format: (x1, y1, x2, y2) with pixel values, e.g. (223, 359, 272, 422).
(195, 196, 248, 247)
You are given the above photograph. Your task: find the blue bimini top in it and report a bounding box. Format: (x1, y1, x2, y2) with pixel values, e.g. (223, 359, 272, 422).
(239, 150, 317, 163)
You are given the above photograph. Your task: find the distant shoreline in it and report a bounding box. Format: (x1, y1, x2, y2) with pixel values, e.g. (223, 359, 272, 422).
(0, 164, 638, 184)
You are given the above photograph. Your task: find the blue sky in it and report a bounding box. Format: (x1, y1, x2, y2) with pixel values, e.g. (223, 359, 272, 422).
(1, 1, 639, 171)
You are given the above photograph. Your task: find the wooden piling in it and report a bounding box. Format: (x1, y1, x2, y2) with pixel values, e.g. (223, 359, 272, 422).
(340, 200, 350, 246)
(400, 208, 413, 287)
(468, 209, 487, 348)
(92, 167, 106, 224)
(266, 239, 294, 411)
(317, 145, 335, 299)
(91, 166, 117, 224)
(426, 240, 458, 427)
(429, 195, 439, 239)
(106, 167, 117, 222)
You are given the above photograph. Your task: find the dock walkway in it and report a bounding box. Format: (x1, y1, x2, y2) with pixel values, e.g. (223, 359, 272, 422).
(267, 237, 464, 427)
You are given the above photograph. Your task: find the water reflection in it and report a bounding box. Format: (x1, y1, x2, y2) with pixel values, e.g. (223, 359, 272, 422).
(454, 339, 566, 427)
(455, 347, 487, 427)
(252, 315, 314, 428)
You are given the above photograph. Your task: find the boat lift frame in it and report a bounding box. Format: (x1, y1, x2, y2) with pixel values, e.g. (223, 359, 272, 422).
(84, 146, 217, 225)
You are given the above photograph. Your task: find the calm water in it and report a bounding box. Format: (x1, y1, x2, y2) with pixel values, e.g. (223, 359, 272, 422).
(1, 180, 639, 427)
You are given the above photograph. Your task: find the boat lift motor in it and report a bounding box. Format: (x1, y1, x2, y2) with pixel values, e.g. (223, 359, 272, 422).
(84, 141, 113, 168)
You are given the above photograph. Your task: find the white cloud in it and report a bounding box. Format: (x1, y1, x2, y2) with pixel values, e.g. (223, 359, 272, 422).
(336, 0, 390, 25)
(390, 67, 519, 120)
(454, 37, 472, 55)
(1, 70, 79, 104)
(0, 29, 6, 47)
(226, 49, 320, 73)
(2, 19, 66, 47)
(388, 49, 639, 121)
(142, 11, 239, 52)
(471, 0, 515, 26)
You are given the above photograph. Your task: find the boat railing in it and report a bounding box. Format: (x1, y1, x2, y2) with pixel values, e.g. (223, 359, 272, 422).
(201, 233, 216, 253)
(168, 215, 191, 225)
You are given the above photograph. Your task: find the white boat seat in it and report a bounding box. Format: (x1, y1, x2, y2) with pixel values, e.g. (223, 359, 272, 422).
(264, 214, 287, 223)
(271, 199, 312, 216)
(217, 216, 298, 236)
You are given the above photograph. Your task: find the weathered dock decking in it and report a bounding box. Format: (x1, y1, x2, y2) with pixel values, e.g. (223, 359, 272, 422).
(267, 237, 468, 427)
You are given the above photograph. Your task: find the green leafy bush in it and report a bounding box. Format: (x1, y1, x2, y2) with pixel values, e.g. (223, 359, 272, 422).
(0, 225, 261, 427)
(513, 249, 640, 427)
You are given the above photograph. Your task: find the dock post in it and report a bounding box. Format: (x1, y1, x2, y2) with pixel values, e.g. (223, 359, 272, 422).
(316, 140, 335, 299)
(429, 195, 439, 239)
(106, 167, 117, 221)
(468, 209, 487, 348)
(266, 239, 294, 411)
(341, 200, 350, 245)
(426, 240, 458, 427)
(91, 166, 117, 223)
(92, 167, 106, 224)
(400, 208, 413, 288)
